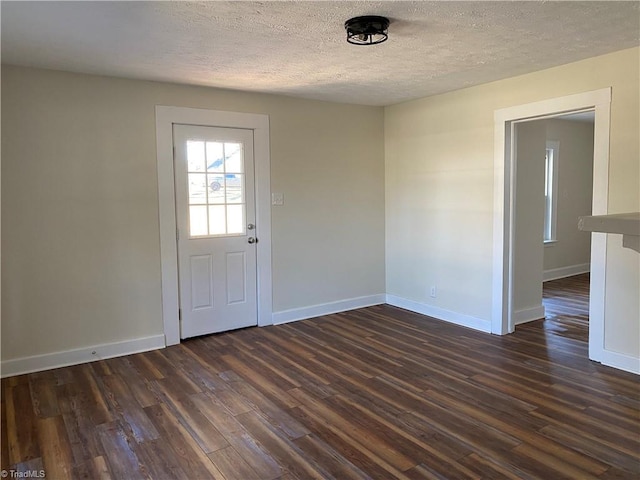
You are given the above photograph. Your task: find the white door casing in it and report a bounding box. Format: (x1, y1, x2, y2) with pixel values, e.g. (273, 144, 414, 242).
(492, 88, 610, 364)
(173, 125, 258, 338)
(156, 106, 272, 346)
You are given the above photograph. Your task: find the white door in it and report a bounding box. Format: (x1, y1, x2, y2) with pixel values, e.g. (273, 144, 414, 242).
(173, 124, 258, 338)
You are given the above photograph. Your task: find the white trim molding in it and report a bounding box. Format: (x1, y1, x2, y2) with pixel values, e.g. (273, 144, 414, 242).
(543, 263, 590, 282)
(492, 89, 611, 365)
(0, 335, 165, 378)
(155, 106, 273, 345)
(273, 295, 386, 325)
(513, 305, 546, 325)
(386, 295, 492, 333)
(600, 350, 640, 375)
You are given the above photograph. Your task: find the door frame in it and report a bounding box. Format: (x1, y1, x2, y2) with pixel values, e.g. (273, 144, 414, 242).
(492, 88, 611, 363)
(156, 106, 273, 345)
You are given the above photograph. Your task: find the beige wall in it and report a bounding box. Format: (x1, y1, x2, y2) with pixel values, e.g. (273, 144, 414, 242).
(1, 66, 386, 362)
(385, 47, 639, 358)
(513, 121, 546, 320)
(544, 119, 594, 273)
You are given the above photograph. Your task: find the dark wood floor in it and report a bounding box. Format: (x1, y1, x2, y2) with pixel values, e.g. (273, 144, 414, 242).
(543, 273, 590, 326)
(2, 275, 639, 479)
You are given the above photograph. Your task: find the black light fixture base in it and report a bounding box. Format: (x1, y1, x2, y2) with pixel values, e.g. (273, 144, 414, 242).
(345, 15, 389, 45)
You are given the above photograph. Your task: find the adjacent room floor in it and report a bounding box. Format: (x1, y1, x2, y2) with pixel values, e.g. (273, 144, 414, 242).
(542, 272, 590, 341)
(2, 274, 638, 479)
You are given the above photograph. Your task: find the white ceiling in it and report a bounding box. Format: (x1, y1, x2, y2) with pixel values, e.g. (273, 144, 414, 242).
(2, 1, 639, 106)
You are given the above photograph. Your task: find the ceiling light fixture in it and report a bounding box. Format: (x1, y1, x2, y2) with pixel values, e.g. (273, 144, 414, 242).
(345, 15, 389, 45)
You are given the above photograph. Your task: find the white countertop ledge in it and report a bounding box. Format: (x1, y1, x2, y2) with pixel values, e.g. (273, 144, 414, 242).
(579, 212, 640, 253)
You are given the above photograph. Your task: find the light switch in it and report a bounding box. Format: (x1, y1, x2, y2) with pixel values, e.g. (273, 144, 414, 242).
(272, 192, 284, 206)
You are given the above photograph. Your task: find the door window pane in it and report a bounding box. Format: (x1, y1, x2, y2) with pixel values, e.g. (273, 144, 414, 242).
(226, 174, 244, 204)
(187, 141, 206, 172)
(206, 142, 224, 172)
(208, 205, 226, 235)
(224, 143, 243, 173)
(189, 206, 208, 237)
(207, 174, 226, 204)
(227, 205, 245, 234)
(188, 174, 207, 204)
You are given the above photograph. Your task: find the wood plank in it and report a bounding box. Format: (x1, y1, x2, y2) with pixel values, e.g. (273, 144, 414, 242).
(143, 403, 226, 479)
(234, 409, 333, 480)
(326, 392, 479, 478)
(37, 416, 74, 479)
(70, 364, 113, 425)
(458, 452, 531, 480)
(510, 443, 600, 480)
(133, 439, 190, 480)
(128, 352, 165, 380)
(292, 434, 373, 480)
(28, 377, 60, 418)
(289, 404, 406, 480)
(539, 424, 640, 474)
(167, 395, 229, 454)
(288, 388, 416, 477)
(251, 341, 336, 392)
(188, 391, 246, 436)
(99, 374, 159, 442)
(71, 455, 113, 480)
(57, 382, 106, 465)
(220, 374, 310, 439)
(208, 445, 262, 480)
(220, 354, 300, 410)
(96, 422, 144, 479)
(422, 387, 610, 475)
(1, 381, 11, 469)
(105, 357, 159, 408)
(225, 431, 283, 480)
(5, 383, 40, 465)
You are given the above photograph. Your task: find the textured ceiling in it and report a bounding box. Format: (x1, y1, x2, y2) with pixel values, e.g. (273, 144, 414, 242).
(2, 1, 639, 106)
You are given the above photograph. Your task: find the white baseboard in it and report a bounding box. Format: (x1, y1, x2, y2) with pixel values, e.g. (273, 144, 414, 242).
(1, 334, 166, 378)
(514, 305, 546, 325)
(5, 294, 634, 378)
(600, 349, 640, 375)
(543, 263, 590, 282)
(272, 294, 386, 325)
(385, 295, 491, 333)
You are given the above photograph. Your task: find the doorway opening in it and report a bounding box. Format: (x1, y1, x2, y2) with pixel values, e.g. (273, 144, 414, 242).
(511, 112, 595, 339)
(492, 88, 611, 365)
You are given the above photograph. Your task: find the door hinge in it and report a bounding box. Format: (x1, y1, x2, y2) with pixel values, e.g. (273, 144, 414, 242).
(178, 308, 182, 321)
(173, 146, 176, 159)
(176, 228, 180, 241)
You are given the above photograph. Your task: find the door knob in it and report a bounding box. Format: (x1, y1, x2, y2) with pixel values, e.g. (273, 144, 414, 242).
(248, 237, 258, 244)
(247, 223, 255, 230)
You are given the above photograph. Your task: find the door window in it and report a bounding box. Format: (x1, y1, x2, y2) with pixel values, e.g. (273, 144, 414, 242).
(185, 140, 246, 237)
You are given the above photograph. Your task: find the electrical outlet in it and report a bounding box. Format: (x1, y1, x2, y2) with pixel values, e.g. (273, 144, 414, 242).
(430, 286, 437, 298)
